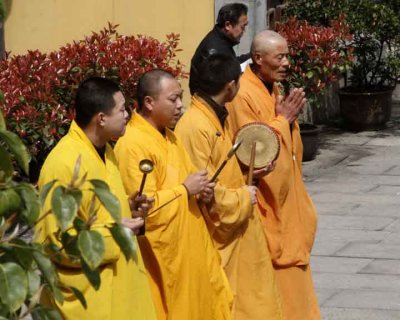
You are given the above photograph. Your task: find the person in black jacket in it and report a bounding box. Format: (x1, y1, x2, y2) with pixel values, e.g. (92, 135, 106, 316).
(189, 3, 250, 95)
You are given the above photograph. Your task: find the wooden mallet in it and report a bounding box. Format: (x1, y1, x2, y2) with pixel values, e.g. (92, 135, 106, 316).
(247, 142, 257, 185)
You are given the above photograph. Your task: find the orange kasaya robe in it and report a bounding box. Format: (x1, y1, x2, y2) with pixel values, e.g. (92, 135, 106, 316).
(114, 112, 232, 320)
(175, 95, 283, 320)
(226, 66, 320, 320)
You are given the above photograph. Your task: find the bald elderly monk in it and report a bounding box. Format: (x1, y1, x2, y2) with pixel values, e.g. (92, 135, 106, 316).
(226, 30, 320, 320)
(176, 54, 282, 320)
(114, 69, 232, 320)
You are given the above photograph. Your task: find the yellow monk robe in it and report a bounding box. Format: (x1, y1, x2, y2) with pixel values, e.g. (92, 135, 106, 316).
(175, 95, 282, 320)
(114, 112, 232, 320)
(226, 66, 320, 320)
(35, 121, 157, 320)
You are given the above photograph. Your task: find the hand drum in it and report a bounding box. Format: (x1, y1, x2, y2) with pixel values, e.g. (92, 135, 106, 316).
(234, 122, 280, 169)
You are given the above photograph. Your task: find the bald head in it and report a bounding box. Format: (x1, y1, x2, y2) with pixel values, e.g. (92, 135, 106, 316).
(136, 69, 183, 132)
(137, 69, 176, 111)
(251, 30, 287, 58)
(250, 30, 289, 83)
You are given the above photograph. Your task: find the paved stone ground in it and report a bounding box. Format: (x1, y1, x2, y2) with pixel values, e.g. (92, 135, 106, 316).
(303, 101, 400, 319)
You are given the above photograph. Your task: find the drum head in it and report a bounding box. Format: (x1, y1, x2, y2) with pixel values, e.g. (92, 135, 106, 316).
(234, 122, 280, 169)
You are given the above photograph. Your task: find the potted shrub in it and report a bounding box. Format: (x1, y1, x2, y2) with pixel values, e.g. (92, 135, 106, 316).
(0, 23, 186, 181)
(277, 17, 352, 160)
(285, 0, 400, 130)
(339, 0, 400, 130)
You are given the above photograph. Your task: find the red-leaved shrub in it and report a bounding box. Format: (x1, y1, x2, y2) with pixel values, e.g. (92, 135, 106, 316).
(0, 23, 186, 168)
(277, 16, 353, 106)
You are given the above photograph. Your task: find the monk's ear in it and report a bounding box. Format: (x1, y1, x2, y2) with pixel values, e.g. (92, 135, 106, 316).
(225, 79, 240, 101)
(225, 80, 236, 92)
(97, 112, 106, 127)
(253, 52, 263, 66)
(143, 96, 154, 112)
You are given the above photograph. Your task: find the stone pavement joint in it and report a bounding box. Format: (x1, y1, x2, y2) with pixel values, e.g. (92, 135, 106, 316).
(303, 100, 400, 319)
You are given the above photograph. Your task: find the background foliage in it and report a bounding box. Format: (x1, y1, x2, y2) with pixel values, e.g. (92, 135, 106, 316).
(0, 23, 186, 169)
(277, 16, 353, 107)
(285, 0, 400, 91)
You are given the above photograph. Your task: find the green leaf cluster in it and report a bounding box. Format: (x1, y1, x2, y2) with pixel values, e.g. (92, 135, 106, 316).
(0, 110, 137, 318)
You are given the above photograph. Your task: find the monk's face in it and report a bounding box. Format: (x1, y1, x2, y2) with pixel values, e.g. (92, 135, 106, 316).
(151, 78, 184, 130)
(102, 91, 129, 138)
(255, 39, 289, 83)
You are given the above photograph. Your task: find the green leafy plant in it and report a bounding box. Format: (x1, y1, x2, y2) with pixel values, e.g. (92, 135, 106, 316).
(345, 1, 400, 90)
(285, 0, 400, 91)
(285, 0, 345, 27)
(0, 110, 137, 319)
(0, 1, 5, 20)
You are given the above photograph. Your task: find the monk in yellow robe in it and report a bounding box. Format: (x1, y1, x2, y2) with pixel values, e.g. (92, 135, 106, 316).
(226, 31, 320, 320)
(114, 70, 232, 320)
(36, 78, 157, 319)
(176, 54, 282, 320)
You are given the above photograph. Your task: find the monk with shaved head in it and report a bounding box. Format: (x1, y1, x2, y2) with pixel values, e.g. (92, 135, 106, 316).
(226, 30, 321, 319)
(115, 70, 233, 320)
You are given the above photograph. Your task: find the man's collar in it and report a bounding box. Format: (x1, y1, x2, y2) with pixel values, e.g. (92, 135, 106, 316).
(197, 92, 228, 127)
(93, 144, 106, 162)
(262, 80, 274, 94)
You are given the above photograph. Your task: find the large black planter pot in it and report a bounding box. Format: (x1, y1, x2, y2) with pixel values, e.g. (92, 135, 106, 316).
(339, 88, 393, 131)
(300, 123, 320, 162)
